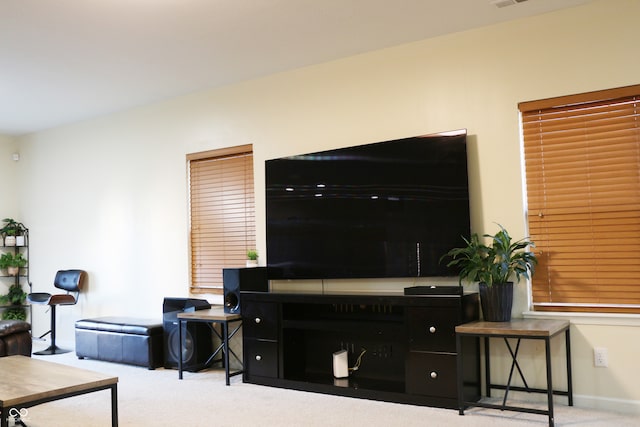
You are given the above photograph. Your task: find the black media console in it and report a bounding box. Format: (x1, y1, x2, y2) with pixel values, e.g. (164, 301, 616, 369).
(241, 291, 481, 408)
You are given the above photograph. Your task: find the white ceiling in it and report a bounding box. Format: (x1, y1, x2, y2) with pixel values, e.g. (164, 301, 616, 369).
(0, 0, 593, 135)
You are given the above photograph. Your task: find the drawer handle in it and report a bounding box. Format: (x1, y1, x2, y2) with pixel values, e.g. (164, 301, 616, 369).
(430, 371, 438, 379)
(429, 326, 436, 334)
(255, 355, 262, 361)
(255, 317, 262, 324)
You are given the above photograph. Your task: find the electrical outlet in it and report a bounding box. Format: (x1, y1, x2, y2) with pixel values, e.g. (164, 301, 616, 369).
(594, 347, 608, 367)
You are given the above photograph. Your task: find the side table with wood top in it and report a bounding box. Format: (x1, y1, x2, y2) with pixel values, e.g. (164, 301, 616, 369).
(177, 306, 243, 385)
(455, 319, 573, 427)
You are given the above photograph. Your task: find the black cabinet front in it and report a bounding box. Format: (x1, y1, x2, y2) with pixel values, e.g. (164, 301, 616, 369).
(243, 302, 278, 340)
(406, 351, 457, 398)
(244, 339, 278, 378)
(407, 307, 458, 353)
(241, 292, 479, 409)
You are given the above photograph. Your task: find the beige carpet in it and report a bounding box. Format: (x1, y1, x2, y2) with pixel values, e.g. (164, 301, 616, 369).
(12, 342, 637, 427)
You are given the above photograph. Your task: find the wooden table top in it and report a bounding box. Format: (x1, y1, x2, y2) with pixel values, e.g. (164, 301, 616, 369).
(455, 319, 570, 338)
(177, 305, 242, 322)
(0, 355, 118, 408)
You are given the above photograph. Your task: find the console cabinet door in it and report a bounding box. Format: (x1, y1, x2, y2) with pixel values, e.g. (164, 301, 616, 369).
(406, 352, 457, 398)
(407, 307, 458, 353)
(243, 301, 278, 340)
(242, 299, 279, 379)
(244, 339, 278, 378)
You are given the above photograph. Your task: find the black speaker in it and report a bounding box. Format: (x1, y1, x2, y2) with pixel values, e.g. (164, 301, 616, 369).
(223, 267, 269, 314)
(162, 297, 212, 371)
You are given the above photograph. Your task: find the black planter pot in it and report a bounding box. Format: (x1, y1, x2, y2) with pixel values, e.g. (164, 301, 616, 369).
(478, 282, 513, 322)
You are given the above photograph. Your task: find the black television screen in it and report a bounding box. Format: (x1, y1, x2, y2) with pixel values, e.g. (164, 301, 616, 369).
(265, 131, 470, 280)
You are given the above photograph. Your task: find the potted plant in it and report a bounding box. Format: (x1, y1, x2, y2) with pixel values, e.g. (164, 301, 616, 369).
(0, 283, 27, 321)
(246, 249, 259, 267)
(0, 252, 28, 276)
(1, 218, 26, 247)
(441, 224, 536, 321)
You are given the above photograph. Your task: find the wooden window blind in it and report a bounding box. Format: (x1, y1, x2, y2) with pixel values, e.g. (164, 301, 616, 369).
(188, 145, 256, 294)
(519, 85, 640, 314)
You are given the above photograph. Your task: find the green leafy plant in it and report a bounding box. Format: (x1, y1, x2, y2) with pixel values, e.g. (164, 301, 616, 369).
(1, 306, 27, 321)
(247, 249, 259, 261)
(0, 252, 27, 269)
(441, 224, 537, 286)
(0, 218, 25, 237)
(0, 284, 27, 306)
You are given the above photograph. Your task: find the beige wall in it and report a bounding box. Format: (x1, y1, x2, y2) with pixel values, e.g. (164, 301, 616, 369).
(0, 135, 18, 217)
(10, 0, 640, 413)
(0, 134, 20, 299)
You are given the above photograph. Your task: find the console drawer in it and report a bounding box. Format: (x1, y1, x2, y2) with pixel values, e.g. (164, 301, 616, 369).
(243, 301, 278, 340)
(406, 351, 457, 398)
(407, 307, 458, 352)
(244, 339, 278, 378)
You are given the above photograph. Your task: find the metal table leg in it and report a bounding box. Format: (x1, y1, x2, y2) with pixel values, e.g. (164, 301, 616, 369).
(456, 331, 465, 415)
(111, 383, 119, 427)
(178, 319, 184, 380)
(485, 336, 491, 397)
(545, 336, 554, 427)
(566, 329, 573, 406)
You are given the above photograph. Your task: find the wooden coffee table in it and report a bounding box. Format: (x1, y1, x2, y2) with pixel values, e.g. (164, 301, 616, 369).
(0, 355, 118, 427)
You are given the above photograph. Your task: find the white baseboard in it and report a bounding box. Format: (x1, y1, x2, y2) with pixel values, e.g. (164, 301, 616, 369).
(574, 394, 640, 415)
(483, 390, 640, 416)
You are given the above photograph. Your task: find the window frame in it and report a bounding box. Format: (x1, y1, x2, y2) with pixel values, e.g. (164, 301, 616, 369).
(187, 144, 256, 294)
(519, 85, 640, 314)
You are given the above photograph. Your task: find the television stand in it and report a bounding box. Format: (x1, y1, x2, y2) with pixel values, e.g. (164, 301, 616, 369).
(241, 291, 480, 408)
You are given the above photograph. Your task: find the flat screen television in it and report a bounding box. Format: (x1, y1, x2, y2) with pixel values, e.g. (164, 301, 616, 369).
(265, 130, 470, 280)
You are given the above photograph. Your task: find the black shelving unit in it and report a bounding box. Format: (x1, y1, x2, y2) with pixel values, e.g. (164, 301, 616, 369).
(0, 227, 30, 322)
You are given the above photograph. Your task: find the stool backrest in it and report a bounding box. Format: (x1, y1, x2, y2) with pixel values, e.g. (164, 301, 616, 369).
(54, 269, 87, 293)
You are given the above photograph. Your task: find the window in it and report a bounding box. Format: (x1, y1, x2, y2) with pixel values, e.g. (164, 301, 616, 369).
(519, 85, 640, 314)
(188, 145, 256, 294)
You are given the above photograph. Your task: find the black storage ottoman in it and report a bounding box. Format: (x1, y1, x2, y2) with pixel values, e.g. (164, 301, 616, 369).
(75, 317, 164, 369)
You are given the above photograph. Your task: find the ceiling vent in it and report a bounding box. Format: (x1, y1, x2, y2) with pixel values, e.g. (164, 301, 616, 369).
(490, 0, 528, 8)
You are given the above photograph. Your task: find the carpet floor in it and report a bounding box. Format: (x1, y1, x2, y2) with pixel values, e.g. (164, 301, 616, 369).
(9, 341, 637, 426)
